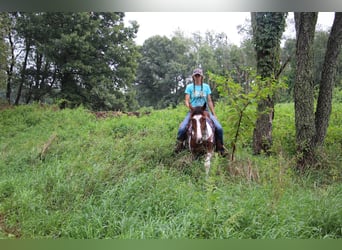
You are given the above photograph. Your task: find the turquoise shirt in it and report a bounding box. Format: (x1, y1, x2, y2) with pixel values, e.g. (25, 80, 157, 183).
(185, 83, 212, 109)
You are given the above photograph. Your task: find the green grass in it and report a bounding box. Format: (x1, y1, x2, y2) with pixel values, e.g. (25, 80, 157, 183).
(0, 103, 341, 239)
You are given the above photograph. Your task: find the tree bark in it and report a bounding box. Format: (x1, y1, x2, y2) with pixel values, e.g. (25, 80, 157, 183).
(294, 12, 318, 168)
(251, 12, 286, 154)
(14, 41, 30, 105)
(6, 31, 15, 105)
(314, 12, 342, 146)
(252, 97, 274, 154)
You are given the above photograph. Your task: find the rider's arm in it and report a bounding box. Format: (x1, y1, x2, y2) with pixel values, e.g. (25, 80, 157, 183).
(185, 94, 191, 110)
(207, 95, 217, 117)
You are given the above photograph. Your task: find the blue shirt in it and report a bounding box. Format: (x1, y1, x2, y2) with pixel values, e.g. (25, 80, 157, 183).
(185, 83, 212, 109)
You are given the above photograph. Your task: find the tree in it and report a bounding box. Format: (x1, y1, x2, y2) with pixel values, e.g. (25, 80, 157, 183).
(135, 30, 237, 109)
(1, 13, 18, 105)
(280, 38, 296, 101)
(280, 29, 342, 103)
(294, 12, 318, 167)
(314, 12, 342, 147)
(0, 13, 9, 95)
(2, 12, 139, 110)
(43, 12, 139, 110)
(251, 12, 287, 154)
(294, 12, 342, 169)
(14, 13, 35, 105)
(15, 13, 57, 104)
(313, 31, 330, 87)
(136, 35, 190, 109)
(224, 42, 256, 94)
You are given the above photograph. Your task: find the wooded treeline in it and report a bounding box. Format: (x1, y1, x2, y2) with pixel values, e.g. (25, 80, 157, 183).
(0, 12, 140, 110)
(1, 12, 341, 110)
(1, 12, 341, 168)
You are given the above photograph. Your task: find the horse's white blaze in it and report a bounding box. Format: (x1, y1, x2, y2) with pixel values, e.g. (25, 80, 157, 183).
(192, 115, 202, 143)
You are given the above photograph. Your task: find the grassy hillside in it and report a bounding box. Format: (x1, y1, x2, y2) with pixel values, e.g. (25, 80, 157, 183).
(0, 103, 341, 239)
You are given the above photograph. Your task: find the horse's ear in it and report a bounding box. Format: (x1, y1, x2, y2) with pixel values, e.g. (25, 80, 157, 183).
(202, 102, 207, 111)
(189, 104, 194, 112)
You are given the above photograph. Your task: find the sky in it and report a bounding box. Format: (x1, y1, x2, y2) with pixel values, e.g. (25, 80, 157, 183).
(124, 12, 335, 46)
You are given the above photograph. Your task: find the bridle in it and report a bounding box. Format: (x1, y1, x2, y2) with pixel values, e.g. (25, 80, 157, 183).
(188, 106, 214, 154)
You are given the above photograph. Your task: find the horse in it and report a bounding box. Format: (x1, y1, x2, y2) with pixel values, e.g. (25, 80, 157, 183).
(187, 103, 215, 176)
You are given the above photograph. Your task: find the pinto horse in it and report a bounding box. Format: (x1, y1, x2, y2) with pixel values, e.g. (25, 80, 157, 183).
(187, 103, 215, 176)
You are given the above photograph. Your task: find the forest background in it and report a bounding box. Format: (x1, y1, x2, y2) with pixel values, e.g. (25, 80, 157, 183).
(1, 12, 341, 110)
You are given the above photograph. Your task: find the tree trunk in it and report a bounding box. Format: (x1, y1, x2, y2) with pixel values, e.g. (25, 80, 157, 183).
(252, 97, 274, 154)
(294, 12, 318, 169)
(14, 42, 30, 105)
(6, 31, 15, 105)
(26, 52, 43, 104)
(314, 12, 342, 146)
(251, 12, 286, 154)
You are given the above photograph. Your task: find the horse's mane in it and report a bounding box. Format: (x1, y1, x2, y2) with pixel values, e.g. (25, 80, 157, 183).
(191, 106, 204, 115)
(191, 106, 210, 119)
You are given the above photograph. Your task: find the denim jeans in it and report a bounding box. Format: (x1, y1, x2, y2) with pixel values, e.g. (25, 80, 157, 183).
(177, 111, 224, 146)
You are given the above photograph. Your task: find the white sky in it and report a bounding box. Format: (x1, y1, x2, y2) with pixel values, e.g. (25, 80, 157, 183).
(124, 12, 335, 46)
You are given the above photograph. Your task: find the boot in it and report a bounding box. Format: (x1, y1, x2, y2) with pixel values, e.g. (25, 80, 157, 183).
(216, 141, 229, 157)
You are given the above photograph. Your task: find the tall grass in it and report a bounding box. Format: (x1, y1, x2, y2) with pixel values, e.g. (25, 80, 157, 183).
(0, 103, 341, 239)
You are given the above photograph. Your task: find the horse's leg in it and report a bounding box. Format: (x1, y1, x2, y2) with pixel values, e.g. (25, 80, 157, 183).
(204, 151, 213, 176)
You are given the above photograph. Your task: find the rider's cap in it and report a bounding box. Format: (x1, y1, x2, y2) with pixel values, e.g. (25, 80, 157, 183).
(192, 68, 203, 77)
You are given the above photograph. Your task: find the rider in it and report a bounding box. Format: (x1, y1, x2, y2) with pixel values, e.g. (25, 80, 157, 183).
(174, 68, 227, 156)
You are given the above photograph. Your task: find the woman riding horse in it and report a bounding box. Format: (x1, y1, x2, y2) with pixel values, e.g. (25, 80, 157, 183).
(175, 68, 227, 156)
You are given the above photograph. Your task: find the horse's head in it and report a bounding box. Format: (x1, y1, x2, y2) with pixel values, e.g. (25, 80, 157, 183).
(190, 103, 208, 144)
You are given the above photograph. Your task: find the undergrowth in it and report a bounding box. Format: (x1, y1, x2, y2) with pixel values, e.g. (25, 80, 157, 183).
(0, 103, 341, 239)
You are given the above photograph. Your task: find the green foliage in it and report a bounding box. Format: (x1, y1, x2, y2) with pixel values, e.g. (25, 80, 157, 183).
(281, 29, 342, 102)
(135, 35, 191, 109)
(332, 87, 342, 103)
(3, 13, 340, 110)
(251, 12, 287, 78)
(134, 30, 258, 109)
(2, 12, 139, 110)
(209, 70, 287, 159)
(0, 101, 341, 239)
